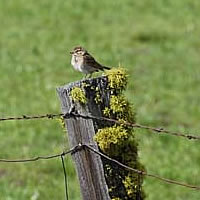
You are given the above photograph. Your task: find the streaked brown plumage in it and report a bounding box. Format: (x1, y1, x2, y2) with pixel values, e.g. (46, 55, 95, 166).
(70, 46, 110, 78)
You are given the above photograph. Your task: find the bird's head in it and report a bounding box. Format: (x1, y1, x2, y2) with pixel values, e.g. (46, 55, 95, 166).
(70, 46, 87, 57)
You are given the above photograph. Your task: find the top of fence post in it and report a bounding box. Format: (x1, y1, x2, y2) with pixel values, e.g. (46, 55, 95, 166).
(57, 76, 111, 200)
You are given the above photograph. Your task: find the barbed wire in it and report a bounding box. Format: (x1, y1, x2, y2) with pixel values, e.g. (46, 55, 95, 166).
(0, 113, 63, 122)
(0, 145, 82, 200)
(70, 112, 200, 141)
(84, 144, 200, 191)
(0, 145, 79, 163)
(0, 143, 200, 191)
(1, 112, 200, 141)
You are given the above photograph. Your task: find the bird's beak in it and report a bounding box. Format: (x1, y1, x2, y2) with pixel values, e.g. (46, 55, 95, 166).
(70, 51, 73, 54)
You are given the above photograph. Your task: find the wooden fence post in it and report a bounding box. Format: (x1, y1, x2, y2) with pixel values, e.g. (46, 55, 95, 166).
(57, 76, 111, 200)
(57, 72, 145, 200)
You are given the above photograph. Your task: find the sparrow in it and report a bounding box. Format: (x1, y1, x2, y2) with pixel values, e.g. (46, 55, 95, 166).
(70, 46, 110, 78)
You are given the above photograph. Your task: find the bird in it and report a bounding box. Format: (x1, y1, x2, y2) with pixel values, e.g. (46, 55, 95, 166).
(70, 46, 110, 78)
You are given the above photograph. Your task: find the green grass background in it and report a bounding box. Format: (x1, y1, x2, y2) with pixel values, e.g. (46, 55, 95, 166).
(0, 0, 200, 199)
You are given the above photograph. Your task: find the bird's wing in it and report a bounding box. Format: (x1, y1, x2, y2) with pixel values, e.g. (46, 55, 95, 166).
(83, 53, 103, 70)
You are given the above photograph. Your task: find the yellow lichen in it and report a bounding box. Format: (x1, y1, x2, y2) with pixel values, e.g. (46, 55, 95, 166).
(105, 67, 128, 90)
(56, 116, 65, 129)
(90, 86, 95, 90)
(109, 94, 136, 122)
(95, 91, 102, 103)
(110, 95, 127, 113)
(70, 87, 87, 104)
(123, 173, 136, 197)
(81, 82, 90, 88)
(118, 118, 127, 126)
(94, 67, 144, 199)
(94, 125, 128, 152)
(95, 86, 99, 91)
(103, 107, 111, 117)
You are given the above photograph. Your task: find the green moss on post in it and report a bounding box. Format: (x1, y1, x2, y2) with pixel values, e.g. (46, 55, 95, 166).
(70, 86, 87, 104)
(105, 67, 128, 90)
(94, 125, 128, 152)
(94, 67, 145, 200)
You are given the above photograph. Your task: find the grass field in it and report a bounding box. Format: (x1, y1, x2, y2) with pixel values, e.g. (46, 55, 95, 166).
(1, 0, 200, 199)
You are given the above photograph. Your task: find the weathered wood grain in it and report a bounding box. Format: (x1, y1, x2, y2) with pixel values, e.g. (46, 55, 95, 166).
(57, 77, 111, 200)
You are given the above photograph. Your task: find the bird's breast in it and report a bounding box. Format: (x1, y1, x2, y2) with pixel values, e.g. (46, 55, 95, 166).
(71, 56, 83, 71)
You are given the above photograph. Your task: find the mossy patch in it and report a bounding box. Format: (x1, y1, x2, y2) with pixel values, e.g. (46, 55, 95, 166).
(94, 86, 102, 104)
(110, 95, 127, 113)
(122, 172, 143, 199)
(94, 67, 145, 199)
(56, 116, 65, 129)
(103, 107, 111, 117)
(105, 67, 128, 90)
(94, 125, 128, 152)
(70, 87, 87, 104)
(104, 94, 135, 123)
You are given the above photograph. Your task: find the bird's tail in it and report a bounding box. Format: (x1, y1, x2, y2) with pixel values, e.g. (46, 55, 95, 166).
(102, 66, 111, 70)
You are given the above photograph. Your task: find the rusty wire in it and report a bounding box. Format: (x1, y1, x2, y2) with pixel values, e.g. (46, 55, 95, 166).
(0, 112, 200, 141)
(0, 143, 200, 191)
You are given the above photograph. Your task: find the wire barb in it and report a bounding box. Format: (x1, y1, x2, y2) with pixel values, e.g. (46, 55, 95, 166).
(70, 112, 200, 141)
(0, 112, 200, 141)
(0, 144, 200, 191)
(84, 144, 200, 191)
(0, 146, 77, 163)
(0, 113, 63, 122)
